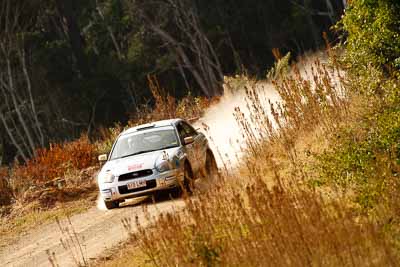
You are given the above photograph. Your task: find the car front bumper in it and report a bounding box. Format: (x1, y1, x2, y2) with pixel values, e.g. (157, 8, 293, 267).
(99, 169, 184, 202)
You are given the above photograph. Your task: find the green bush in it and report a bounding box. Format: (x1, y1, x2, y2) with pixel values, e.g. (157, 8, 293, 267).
(318, 92, 399, 210)
(339, 0, 400, 76)
(317, 0, 400, 213)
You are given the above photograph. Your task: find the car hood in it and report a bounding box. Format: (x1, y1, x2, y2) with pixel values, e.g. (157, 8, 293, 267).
(100, 147, 180, 177)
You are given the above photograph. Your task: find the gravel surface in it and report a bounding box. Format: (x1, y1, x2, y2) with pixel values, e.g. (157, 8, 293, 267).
(0, 197, 185, 267)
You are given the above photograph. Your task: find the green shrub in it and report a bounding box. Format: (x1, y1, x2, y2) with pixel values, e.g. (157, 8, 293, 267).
(317, 0, 400, 212)
(318, 94, 400, 211)
(339, 0, 400, 77)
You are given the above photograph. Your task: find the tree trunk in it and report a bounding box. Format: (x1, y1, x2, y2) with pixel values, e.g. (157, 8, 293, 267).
(55, 0, 90, 78)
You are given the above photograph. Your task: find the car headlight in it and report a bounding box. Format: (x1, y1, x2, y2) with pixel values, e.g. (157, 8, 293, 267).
(156, 160, 171, 173)
(103, 172, 115, 183)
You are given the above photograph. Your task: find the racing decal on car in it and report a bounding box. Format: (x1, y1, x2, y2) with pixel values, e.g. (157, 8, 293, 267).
(174, 156, 180, 167)
(176, 149, 184, 159)
(162, 151, 169, 160)
(128, 163, 144, 171)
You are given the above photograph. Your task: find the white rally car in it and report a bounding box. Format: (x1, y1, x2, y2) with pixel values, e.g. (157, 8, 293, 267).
(97, 119, 218, 209)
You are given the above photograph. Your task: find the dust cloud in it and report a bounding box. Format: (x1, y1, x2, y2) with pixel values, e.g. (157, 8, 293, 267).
(196, 51, 336, 169)
(195, 80, 281, 169)
(96, 194, 108, 210)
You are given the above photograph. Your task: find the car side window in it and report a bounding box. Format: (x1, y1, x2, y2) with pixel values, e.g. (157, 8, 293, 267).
(181, 122, 197, 137)
(176, 123, 188, 143)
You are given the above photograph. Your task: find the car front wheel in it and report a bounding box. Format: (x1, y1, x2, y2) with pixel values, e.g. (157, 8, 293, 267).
(104, 200, 119, 209)
(205, 150, 219, 180)
(183, 162, 194, 194)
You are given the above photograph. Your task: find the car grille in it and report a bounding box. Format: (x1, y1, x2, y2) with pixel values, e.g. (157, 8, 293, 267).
(118, 179, 157, 194)
(118, 169, 153, 182)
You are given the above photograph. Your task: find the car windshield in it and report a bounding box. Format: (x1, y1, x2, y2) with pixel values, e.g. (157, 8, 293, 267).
(110, 128, 179, 160)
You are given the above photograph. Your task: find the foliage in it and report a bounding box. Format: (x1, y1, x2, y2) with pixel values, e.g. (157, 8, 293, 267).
(0, 167, 12, 207)
(9, 136, 97, 202)
(315, 0, 400, 213)
(339, 0, 400, 77)
(14, 136, 97, 183)
(308, 0, 400, 248)
(317, 83, 400, 208)
(266, 51, 291, 80)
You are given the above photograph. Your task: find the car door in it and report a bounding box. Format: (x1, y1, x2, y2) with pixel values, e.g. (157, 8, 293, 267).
(176, 122, 193, 167)
(176, 121, 201, 173)
(181, 121, 207, 172)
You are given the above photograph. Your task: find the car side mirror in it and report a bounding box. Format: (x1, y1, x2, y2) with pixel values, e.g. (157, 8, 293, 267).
(98, 154, 108, 162)
(183, 136, 194, 145)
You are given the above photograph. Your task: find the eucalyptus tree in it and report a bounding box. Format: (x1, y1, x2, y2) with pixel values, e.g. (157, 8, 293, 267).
(0, 0, 46, 161)
(134, 0, 224, 97)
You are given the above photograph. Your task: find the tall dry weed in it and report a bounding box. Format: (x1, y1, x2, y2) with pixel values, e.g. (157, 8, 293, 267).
(55, 216, 88, 267)
(130, 176, 395, 266)
(130, 75, 212, 126)
(0, 167, 12, 207)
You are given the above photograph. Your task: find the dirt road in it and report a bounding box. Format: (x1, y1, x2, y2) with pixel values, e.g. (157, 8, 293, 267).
(0, 197, 186, 266)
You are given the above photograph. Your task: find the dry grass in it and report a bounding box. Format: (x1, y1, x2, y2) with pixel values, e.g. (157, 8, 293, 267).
(3, 136, 98, 208)
(0, 167, 12, 207)
(130, 75, 213, 125)
(130, 179, 394, 266)
(12, 136, 97, 183)
(94, 243, 152, 267)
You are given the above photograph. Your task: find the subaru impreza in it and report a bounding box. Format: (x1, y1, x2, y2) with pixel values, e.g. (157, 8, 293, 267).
(97, 119, 218, 209)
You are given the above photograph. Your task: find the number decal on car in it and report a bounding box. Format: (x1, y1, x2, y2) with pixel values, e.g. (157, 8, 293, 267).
(128, 163, 144, 171)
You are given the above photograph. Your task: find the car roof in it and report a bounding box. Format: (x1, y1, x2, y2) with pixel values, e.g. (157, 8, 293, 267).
(120, 118, 183, 136)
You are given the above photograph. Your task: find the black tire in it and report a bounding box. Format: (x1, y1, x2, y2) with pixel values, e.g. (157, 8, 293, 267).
(205, 150, 219, 180)
(104, 200, 119, 209)
(169, 187, 181, 199)
(183, 162, 194, 194)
